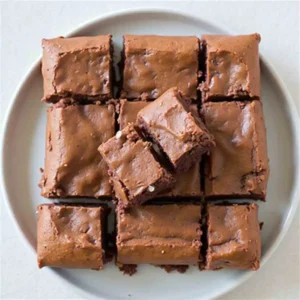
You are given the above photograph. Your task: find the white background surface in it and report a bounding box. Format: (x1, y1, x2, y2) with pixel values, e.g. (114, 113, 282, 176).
(1, 1, 299, 299)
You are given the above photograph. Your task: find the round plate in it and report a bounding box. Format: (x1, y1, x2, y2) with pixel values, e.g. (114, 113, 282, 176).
(1, 8, 300, 300)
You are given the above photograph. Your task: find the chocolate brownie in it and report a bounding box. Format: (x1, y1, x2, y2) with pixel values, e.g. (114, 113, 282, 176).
(37, 204, 107, 270)
(206, 204, 261, 270)
(118, 100, 202, 197)
(98, 124, 175, 207)
(42, 35, 113, 103)
(40, 103, 115, 198)
(201, 101, 269, 200)
(117, 204, 202, 265)
(120, 35, 199, 100)
(137, 87, 215, 171)
(200, 34, 261, 102)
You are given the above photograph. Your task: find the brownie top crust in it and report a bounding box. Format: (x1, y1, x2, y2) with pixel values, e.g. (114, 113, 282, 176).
(40, 103, 115, 198)
(137, 87, 215, 171)
(201, 34, 261, 101)
(118, 100, 150, 130)
(207, 204, 261, 270)
(121, 35, 199, 100)
(202, 101, 269, 199)
(42, 35, 112, 102)
(118, 100, 202, 197)
(117, 204, 202, 265)
(99, 124, 175, 207)
(37, 204, 105, 270)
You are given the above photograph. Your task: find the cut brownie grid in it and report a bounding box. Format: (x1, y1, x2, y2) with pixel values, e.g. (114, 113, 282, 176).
(37, 33, 267, 272)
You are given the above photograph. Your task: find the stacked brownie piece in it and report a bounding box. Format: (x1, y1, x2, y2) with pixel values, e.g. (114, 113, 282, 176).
(36, 33, 269, 273)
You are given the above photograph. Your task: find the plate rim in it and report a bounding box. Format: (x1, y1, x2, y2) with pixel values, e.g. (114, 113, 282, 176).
(1, 7, 300, 300)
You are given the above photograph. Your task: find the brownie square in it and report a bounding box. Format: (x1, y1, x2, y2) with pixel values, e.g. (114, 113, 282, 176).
(42, 35, 113, 103)
(201, 101, 269, 200)
(40, 103, 115, 198)
(117, 204, 202, 265)
(121, 35, 199, 100)
(118, 100, 202, 197)
(137, 87, 215, 172)
(37, 204, 107, 270)
(200, 34, 261, 102)
(206, 204, 261, 270)
(98, 124, 175, 207)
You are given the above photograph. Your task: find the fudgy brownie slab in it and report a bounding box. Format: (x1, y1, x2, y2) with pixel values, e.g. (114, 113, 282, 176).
(137, 87, 215, 172)
(37, 204, 107, 270)
(40, 103, 115, 198)
(120, 35, 199, 100)
(206, 204, 261, 270)
(98, 124, 175, 207)
(42, 35, 113, 103)
(200, 34, 261, 102)
(117, 204, 202, 265)
(118, 99, 202, 197)
(201, 101, 269, 200)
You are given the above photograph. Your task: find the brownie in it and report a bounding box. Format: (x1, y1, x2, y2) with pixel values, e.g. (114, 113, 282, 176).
(41, 35, 113, 103)
(98, 124, 175, 207)
(40, 103, 115, 198)
(120, 35, 199, 100)
(117, 204, 202, 265)
(118, 99, 202, 197)
(201, 101, 269, 200)
(118, 100, 149, 130)
(137, 87, 215, 172)
(200, 34, 261, 102)
(206, 204, 261, 270)
(37, 204, 107, 270)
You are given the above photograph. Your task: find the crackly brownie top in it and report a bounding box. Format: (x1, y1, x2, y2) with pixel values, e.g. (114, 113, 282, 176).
(207, 204, 261, 270)
(98, 124, 169, 199)
(201, 34, 261, 100)
(117, 204, 202, 265)
(37, 204, 104, 269)
(42, 35, 112, 102)
(121, 35, 199, 100)
(202, 101, 269, 198)
(137, 87, 214, 167)
(160, 163, 201, 197)
(40, 103, 115, 198)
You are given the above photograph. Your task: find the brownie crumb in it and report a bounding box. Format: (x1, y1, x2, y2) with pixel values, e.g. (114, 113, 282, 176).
(118, 264, 137, 276)
(159, 265, 189, 273)
(259, 222, 264, 230)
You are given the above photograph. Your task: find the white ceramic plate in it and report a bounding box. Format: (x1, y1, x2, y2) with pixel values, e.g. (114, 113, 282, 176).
(1, 8, 300, 300)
